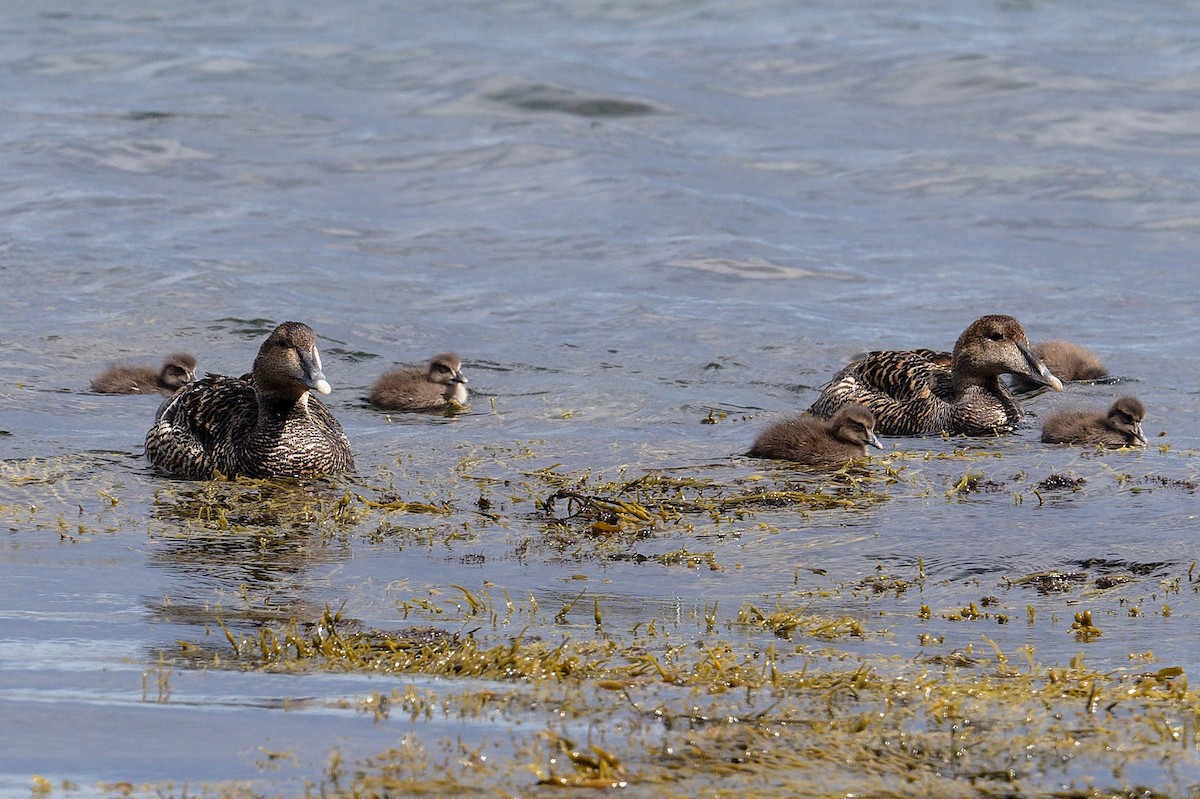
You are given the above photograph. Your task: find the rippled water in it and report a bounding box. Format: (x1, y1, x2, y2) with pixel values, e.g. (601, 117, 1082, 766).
(2, 1, 1199, 796)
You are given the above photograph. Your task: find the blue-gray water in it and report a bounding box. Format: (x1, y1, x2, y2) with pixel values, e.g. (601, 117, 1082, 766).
(2, 1, 1199, 796)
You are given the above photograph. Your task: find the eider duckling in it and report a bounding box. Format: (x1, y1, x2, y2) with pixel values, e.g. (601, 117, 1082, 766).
(91, 353, 198, 395)
(1041, 396, 1147, 448)
(144, 321, 354, 480)
(749, 404, 883, 465)
(808, 314, 1064, 436)
(1011, 340, 1108, 393)
(368, 352, 468, 411)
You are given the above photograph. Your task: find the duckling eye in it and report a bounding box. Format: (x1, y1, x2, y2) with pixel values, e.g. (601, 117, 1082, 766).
(987, 331, 1004, 341)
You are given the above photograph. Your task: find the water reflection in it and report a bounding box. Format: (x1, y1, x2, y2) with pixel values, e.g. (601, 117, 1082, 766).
(145, 477, 356, 626)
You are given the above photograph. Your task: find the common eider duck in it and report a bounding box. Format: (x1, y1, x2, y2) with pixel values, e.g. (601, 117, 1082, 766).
(1041, 396, 1147, 447)
(808, 314, 1064, 436)
(1011, 340, 1108, 393)
(91, 353, 197, 395)
(368, 352, 468, 411)
(749, 404, 883, 464)
(144, 321, 354, 479)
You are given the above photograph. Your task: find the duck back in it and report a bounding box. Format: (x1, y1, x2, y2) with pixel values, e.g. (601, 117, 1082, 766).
(146, 375, 353, 479)
(810, 349, 997, 435)
(808, 315, 1059, 436)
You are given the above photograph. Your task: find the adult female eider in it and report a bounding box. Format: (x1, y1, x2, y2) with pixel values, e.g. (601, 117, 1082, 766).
(749, 404, 883, 464)
(368, 352, 468, 411)
(144, 321, 354, 479)
(1010, 340, 1108, 393)
(808, 314, 1064, 436)
(91, 353, 198, 395)
(1041, 396, 1147, 447)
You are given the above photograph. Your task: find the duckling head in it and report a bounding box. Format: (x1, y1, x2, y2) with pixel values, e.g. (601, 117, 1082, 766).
(831, 403, 884, 451)
(427, 352, 468, 386)
(252, 321, 332, 399)
(953, 315, 1064, 391)
(161, 353, 198, 390)
(1109, 396, 1147, 446)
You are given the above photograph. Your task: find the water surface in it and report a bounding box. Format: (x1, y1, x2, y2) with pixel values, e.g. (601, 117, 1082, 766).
(2, 1, 1199, 796)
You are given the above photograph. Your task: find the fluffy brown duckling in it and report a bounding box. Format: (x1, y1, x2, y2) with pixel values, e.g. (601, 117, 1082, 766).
(808, 314, 1063, 435)
(748, 403, 883, 464)
(1011, 340, 1107, 393)
(91, 353, 197, 395)
(368, 352, 468, 411)
(1041, 396, 1147, 447)
(144, 322, 353, 479)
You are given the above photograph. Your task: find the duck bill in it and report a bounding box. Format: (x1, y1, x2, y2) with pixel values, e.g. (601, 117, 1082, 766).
(1016, 340, 1064, 391)
(453, 370, 468, 385)
(1131, 422, 1148, 447)
(867, 431, 884, 450)
(300, 347, 332, 395)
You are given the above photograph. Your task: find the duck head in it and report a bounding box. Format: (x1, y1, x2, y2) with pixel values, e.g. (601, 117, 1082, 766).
(1108, 396, 1147, 446)
(831, 403, 884, 451)
(427, 352, 468, 386)
(252, 321, 332, 399)
(952, 315, 1064, 391)
(160, 353, 198, 390)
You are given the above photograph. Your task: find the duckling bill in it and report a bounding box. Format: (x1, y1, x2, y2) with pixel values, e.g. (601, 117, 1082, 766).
(91, 353, 198, 395)
(1041, 396, 1147, 448)
(808, 314, 1063, 436)
(144, 321, 353, 479)
(749, 404, 883, 465)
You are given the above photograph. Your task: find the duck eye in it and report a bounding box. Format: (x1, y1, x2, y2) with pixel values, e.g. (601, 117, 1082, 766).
(987, 331, 1004, 341)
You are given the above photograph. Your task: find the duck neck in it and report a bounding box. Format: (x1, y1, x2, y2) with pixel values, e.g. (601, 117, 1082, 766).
(950, 361, 997, 393)
(951, 368, 1023, 423)
(256, 388, 309, 427)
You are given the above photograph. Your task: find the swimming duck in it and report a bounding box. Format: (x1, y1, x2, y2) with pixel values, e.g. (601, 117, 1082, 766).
(748, 404, 883, 464)
(1041, 396, 1147, 447)
(1011, 340, 1108, 393)
(368, 352, 469, 411)
(808, 315, 1063, 436)
(91, 353, 198, 395)
(144, 321, 354, 479)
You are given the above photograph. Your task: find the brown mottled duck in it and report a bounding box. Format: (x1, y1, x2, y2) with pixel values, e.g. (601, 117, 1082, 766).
(808, 314, 1063, 436)
(144, 322, 353, 479)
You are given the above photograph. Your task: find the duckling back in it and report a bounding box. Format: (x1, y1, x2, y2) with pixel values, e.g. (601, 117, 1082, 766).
(369, 353, 468, 411)
(92, 353, 198, 395)
(749, 404, 881, 464)
(92, 364, 169, 395)
(1041, 396, 1147, 447)
(1012, 341, 1107, 393)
